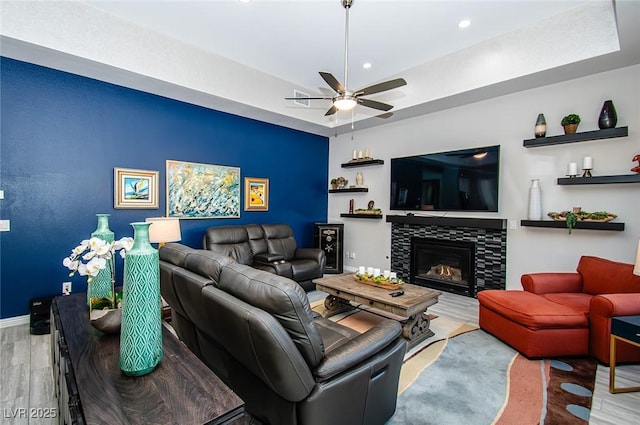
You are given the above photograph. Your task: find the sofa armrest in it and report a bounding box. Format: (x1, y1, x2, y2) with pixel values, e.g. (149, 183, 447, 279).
(588, 293, 640, 364)
(253, 259, 293, 278)
(590, 293, 640, 317)
(254, 253, 284, 263)
(314, 320, 402, 381)
(295, 248, 325, 263)
(521, 272, 583, 294)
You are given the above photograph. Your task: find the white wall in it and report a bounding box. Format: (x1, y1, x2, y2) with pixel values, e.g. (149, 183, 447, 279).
(328, 64, 640, 289)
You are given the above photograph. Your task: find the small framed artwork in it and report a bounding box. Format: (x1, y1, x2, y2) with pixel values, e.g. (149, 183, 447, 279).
(114, 167, 159, 209)
(244, 177, 269, 211)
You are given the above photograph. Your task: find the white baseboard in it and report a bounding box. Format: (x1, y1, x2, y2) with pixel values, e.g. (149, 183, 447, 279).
(0, 314, 30, 329)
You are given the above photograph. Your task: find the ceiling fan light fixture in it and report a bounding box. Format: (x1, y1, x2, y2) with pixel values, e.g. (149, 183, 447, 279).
(334, 96, 357, 111)
(473, 151, 488, 159)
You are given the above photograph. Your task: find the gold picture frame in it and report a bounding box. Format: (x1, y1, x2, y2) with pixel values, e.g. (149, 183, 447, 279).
(114, 167, 159, 209)
(244, 177, 269, 211)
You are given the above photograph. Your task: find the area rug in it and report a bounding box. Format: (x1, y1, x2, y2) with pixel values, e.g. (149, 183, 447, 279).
(311, 301, 597, 425)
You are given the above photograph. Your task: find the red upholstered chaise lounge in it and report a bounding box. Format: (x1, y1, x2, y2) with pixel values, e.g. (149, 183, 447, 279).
(478, 256, 640, 364)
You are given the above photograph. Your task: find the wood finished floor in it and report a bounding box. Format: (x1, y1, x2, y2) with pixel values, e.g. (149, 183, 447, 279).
(1, 291, 638, 424)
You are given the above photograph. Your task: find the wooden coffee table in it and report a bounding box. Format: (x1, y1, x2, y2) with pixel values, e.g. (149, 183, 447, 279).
(314, 273, 441, 347)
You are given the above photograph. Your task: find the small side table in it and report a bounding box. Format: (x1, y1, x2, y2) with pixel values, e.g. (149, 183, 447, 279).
(609, 315, 640, 393)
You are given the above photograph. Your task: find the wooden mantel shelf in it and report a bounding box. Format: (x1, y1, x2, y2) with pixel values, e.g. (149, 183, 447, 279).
(386, 215, 507, 230)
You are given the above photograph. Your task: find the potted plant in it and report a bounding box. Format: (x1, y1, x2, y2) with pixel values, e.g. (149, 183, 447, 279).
(330, 178, 338, 190)
(561, 114, 581, 134)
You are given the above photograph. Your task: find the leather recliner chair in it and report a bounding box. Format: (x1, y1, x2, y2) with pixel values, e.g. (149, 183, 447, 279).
(159, 243, 406, 425)
(203, 223, 325, 291)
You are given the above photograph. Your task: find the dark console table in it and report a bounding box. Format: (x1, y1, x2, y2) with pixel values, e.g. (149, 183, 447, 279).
(51, 294, 244, 424)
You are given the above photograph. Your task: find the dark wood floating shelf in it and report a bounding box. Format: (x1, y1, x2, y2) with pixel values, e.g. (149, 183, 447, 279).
(520, 220, 625, 231)
(523, 126, 628, 148)
(340, 213, 383, 219)
(341, 159, 385, 168)
(386, 215, 507, 230)
(329, 187, 368, 193)
(557, 174, 640, 185)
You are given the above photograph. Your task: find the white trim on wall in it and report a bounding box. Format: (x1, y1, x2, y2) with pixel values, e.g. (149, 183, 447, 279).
(0, 314, 30, 329)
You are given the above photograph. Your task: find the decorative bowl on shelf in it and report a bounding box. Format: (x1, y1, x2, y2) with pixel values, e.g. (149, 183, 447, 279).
(354, 208, 382, 215)
(547, 210, 617, 222)
(354, 274, 404, 289)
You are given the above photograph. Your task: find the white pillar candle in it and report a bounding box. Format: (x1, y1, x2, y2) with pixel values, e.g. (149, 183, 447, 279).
(568, 162, 578, 175)
(383, 270, 391, 278)
(358, 266, 365, 275)
(352, 150, 357, 160)
(366, 266, 374, 276)
(364, 147, 371, 158)
(390, 272, 397, 279)
(583, 156, 593, 169)
(358, 150, 364, 159)
(373, 268, 381, 277)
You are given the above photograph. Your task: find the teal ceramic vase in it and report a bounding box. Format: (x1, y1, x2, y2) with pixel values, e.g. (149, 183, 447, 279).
(88, 213, 115, 306)
(119, 222, 162, 376)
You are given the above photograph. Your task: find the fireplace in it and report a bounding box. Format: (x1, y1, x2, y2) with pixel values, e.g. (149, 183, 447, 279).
(388, 215, 507, 298)
(411, 238, 475, 296)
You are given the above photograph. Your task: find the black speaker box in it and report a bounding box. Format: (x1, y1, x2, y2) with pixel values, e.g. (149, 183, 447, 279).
(30, 297, 52, 335)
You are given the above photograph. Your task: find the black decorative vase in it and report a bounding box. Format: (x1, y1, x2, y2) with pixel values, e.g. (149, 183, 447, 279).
(598, 100, 617, 129)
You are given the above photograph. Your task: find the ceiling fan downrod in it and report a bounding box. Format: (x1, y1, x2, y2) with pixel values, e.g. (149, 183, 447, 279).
(342, 0, 353, 91)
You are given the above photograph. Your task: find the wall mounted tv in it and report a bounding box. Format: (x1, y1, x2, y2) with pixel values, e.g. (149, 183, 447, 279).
(390, 145, 500, 212)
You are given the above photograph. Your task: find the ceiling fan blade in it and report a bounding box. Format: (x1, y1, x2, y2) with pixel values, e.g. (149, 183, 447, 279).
(324, 105, 338, 116)
(319, 72, 346, 94)
(376, 112, 394, 119)
(357, 98, 394, 112)
(355, 78, 407, 96)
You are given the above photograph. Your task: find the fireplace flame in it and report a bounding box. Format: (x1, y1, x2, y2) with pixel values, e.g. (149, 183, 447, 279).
(438, 265, 453, 277)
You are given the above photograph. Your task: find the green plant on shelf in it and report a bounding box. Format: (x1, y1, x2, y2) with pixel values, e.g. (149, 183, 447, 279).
(565, 212, 578, 234)
(561, 114, 581, 126)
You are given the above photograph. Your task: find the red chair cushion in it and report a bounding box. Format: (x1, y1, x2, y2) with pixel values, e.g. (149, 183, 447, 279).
(478, 290, 588, 330)
(541, 293, 593, 316)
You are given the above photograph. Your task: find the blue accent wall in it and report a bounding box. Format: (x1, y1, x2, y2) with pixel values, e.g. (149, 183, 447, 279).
(0, 57, 329, 319)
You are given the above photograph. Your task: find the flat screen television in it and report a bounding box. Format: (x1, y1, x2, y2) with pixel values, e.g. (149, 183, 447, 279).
(390, 145, 500, 212)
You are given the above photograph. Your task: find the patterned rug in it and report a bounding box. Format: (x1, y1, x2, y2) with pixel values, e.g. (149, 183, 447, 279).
(311, 302, 597, 425)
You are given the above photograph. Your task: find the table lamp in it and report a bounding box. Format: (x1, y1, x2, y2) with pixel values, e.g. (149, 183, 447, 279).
(145, 217, 181, 247)
(634, 239, 640, 276)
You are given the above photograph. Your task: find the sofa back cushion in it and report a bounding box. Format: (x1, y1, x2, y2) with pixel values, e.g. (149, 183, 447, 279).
(262, 224, 297, 261)
(577, 256, 640, 295)
(201, 285, 315, 402)
(159, 243, 196, 318)
(218, 262, 325, 368)
(184, 250, 234, 285)
(246, 224, 268, 255)
(203, 226, 253, 265)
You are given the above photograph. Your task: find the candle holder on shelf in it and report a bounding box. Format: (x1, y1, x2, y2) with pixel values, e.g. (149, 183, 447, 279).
(566, 162, 578, 178)
(582, 156, 593, 178)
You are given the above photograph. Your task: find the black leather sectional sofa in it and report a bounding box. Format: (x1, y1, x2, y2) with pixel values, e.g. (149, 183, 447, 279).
(159, 243, 406, 425)
(203, 223, 325, 291)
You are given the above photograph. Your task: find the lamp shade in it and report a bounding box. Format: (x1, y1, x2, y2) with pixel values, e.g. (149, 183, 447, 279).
(145, 217, 181, 244)
(634, 239, 640, 276)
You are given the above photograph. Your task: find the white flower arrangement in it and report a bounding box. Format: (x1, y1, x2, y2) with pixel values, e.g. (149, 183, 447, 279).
(63, 236, 134, 282)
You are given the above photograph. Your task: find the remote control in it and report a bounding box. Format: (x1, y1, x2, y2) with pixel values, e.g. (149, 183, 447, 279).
(390, 290, 404, 297)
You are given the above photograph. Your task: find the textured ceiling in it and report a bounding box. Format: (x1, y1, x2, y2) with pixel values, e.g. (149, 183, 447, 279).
(2, 1, 640, 136)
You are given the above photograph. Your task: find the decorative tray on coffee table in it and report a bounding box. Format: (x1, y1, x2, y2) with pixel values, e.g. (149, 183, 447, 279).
(354, 274, 404, 290)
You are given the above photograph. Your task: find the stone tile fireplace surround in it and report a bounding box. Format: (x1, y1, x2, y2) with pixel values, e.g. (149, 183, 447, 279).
(388, 215, 507, 298)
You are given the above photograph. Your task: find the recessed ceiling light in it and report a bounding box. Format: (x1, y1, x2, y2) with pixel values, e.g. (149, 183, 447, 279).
(458, 19, 471, 29)
(362, 62, 372, 69)
(239, 0, 251, 3)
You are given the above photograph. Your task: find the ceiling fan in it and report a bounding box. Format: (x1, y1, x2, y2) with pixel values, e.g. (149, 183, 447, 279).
(286, 0, 407, 117)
